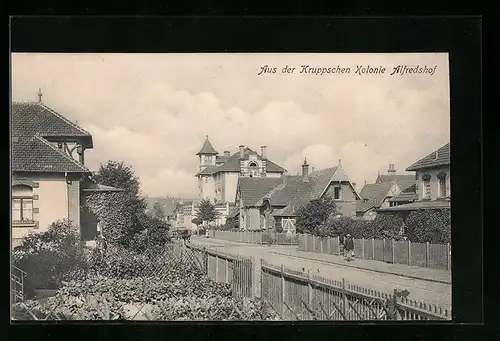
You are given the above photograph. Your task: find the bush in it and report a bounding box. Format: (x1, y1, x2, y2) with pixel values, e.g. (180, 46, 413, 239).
(12, 219, 88, 297)
(223, 217, 239, 230)
(405, 209, 451, 244)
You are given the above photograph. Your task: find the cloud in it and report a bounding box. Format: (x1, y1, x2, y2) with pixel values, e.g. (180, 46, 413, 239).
(11, 53, 450, 197)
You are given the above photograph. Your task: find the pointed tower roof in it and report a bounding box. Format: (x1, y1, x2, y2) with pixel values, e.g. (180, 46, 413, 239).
(196, 135, 218, 155)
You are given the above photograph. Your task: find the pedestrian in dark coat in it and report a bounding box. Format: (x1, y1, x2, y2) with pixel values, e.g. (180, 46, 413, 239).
(344, 234, 354, 261)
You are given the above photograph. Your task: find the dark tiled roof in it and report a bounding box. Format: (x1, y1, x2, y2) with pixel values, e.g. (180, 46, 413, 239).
(228, 208, 240, 218)
(12, 135, 90, 173)
(12, 102, 93, 147)
(196, 166, 220, 176)
(308, 167, 339, 199)
(216, 155, 231, 163)
(196, 136, 218, 155)
(238, 177, 284, 207)
(376, 174, 416, 191)
(215, 148, 286, 173)
(356, 182, 393, 212)
(262, 175, 313, 207)
(388, 184, 417, 202)
(379, 199, 450, 212)
(273, 204, 297, 217)
(82, 182, 125, 192)
(406, 143, 450, 171)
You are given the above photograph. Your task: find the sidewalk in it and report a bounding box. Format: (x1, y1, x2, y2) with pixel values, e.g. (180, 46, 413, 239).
(270, 248, 451, 284)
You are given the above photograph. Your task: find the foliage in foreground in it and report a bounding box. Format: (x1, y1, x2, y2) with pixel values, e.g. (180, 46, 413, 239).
(13, 245, 280, 321)
(12, 219, 87, 297)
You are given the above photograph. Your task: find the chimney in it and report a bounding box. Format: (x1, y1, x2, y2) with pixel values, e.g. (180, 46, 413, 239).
(224, 150, 230, 156)
(261, 146, 267, 159)
(239, 145, 245, 159)
(37, 88, 43, 103)
(388, 164, 396, 174)
(302, 158, 310, 182)
(364, 180, 367, 186)
(338, 159, 342, 167)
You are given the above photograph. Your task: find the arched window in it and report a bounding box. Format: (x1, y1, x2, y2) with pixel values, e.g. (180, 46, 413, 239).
(421, 174, 431, 199)
(248, 162, 259, 178)
(437, 172, 447, 198)
(12, 185, 34, 222)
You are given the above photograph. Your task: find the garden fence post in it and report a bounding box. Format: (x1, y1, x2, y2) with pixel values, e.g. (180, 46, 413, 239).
(225, 258, 229, 283)
(337, 236, 340, 255)
(342, 277, 348, 318)
(426, 242, 430, 268)
(361, 238, 365, 259)
(408, 241, 412, 266)
(391, 239, 395, 264)
(327, 236, 331, 254)
(215, 254, 219, 282)
(447, 243, 451, 271)
(307, 270, 313, 318)
(280, 264, 285, 315)
(320, 237, 323, 253)
(305, 234, 308, 252)
(372, 238, 375, 260)
(312, 234, 316, 252)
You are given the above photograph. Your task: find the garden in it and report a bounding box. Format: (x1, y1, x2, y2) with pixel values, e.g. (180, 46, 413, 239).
(11, 161, 281, 321)
(11, 220, 281, 321)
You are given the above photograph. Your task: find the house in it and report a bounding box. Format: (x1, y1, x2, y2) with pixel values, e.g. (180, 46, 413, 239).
(11, 97, 122, 247)
(356, 164, 417, 219)
(379, 142, 450, 213)
(146, 197, 179, 224)
(195, 136, 286, 207)
(236, 159, 361, 233)
(356, 182, 400, 220)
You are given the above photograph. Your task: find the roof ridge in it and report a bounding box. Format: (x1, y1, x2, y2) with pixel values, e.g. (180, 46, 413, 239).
(39, 103, 92, 136)
(34, 134, 89, 172)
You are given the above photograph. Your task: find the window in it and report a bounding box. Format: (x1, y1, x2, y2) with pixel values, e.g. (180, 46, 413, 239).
(437, 172, 447, 198)
(12, 185, 34, 223)
(334, 186, 341, 200)
(422, 174, 431, 199)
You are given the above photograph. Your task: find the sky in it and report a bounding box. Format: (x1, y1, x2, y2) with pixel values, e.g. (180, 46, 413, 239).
(11, 53, 450, 198)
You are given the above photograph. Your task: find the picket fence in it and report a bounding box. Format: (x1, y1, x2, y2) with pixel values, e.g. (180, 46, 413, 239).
(208, 230, 299, 245)
(298, 234, 451, 271)
(186, 244, 255, 299)
(260, 259, 450, 320)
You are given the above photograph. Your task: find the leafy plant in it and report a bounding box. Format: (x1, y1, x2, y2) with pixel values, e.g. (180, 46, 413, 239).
(152, 202, 166, 221)
(12, 219, 88, 297)
(86, 161, 148, 246)
(405, 209, 451, 243)
(295, 195, 338, 234)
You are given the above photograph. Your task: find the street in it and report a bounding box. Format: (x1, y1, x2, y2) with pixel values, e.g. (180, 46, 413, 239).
(190, 236, 452, 311)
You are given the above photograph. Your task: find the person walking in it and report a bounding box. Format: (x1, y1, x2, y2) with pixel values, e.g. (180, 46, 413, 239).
(344, 234, 354, 261)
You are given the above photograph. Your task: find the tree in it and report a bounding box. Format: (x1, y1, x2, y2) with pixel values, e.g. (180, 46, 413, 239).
(192, 217, 203, 227)
(295, 195, 338, 234)
(152, 202, 166, 221)
(86, 161, 147, 245)
(196, 199, 218, 226)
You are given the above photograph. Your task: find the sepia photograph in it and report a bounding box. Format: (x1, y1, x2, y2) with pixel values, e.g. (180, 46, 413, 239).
(11, 52, 451, 321)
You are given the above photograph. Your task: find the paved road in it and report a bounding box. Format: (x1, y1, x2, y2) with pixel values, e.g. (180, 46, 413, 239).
(190, 236, 452, 311)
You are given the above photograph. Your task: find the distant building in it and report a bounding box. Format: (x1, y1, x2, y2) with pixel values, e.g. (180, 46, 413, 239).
(379, 143, 450, 213)
(11, 98, 122, 247)
(356, 164, 417, 219)
(195, 136, 286, 205)
(236, 159, 361, 233)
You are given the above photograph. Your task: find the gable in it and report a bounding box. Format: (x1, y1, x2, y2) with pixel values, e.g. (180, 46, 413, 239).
(406, 143, 450, 171)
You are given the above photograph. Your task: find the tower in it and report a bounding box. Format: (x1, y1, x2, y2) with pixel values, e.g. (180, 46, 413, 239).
(196, 135, 218, 171)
